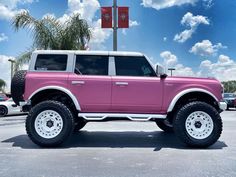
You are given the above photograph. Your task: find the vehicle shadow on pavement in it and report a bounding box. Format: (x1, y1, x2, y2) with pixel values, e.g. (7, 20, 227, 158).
(1, 131, 227, 151)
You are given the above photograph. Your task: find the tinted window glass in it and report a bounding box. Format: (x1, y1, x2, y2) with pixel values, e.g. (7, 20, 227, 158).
(35, 54, 67, 71)
(75, 55, 109, 75)
(115, 56, 156, 77)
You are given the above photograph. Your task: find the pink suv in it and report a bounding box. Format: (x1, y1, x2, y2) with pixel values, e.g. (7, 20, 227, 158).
(11, 50, 227, 147)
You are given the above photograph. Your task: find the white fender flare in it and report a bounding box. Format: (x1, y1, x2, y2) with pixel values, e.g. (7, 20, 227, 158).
(29, 86, 81, 111)
(167, 88, 218, 113)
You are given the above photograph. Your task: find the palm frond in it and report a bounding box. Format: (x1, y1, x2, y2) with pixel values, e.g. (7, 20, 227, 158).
(14, 51, 32, 72)
(0, 79, 6, 92)
(62, 14, 91, 50)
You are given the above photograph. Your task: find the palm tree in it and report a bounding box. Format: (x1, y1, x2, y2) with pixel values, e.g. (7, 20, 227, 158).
(12, 11, 91, 70)
(0, 79, 6, 93)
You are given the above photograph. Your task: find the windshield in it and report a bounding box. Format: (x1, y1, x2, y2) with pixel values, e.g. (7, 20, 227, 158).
(224, 93, 236, 98)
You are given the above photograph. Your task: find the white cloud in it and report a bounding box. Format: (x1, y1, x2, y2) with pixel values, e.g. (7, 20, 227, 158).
(163, 37, 167, 42)
(89, 19, 112, 50)
(190, 40, 227, 56)
(174, 12, 210, 43)
(159, 51, 195, 77)
(203, 0, 214, 9)
(122, 20, 140, 36)
(0, 0, 34, 20)
(0, 33, 8, 42)
(129, 20, 140, 27)
(199, 54, 236, 81)
(160, 51, 178, 67)
(67, 0, 100, 22)
(0, 55, 14, 91)
(158, 51, 236, 81)
(141, 0, 197, 10)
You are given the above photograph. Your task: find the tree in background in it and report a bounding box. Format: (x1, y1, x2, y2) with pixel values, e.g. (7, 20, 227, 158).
(222, 81, 236, 93)
(12, 11, 91, 71)
(0, 79, 6, 93)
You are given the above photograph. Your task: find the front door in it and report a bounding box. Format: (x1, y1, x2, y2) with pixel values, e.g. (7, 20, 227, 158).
(111, 56, 163, 113)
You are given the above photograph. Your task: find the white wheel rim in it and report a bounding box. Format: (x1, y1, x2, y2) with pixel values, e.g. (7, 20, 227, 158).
(185, 111, 214, 140)
(34, 110, 63, 139)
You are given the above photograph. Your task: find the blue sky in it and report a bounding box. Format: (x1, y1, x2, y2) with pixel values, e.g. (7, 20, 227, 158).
(1, 0, 236, 88)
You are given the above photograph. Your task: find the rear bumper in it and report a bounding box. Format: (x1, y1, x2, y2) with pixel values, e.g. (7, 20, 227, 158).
(219, 101, 227, 111)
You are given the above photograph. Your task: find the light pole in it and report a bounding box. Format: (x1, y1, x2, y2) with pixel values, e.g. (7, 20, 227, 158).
(8, 59, 15, 80)
(113, 0, 117, 51)
(168, 68, 176, 76)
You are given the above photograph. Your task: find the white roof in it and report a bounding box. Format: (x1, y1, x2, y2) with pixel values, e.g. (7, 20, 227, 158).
(33, 50, 144, 57)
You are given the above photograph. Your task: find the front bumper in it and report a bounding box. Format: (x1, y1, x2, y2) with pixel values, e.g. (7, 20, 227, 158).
(219, 101, 227, 111)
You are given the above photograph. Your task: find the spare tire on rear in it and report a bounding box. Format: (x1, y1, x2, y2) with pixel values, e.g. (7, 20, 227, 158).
(11, 70, 27, 105)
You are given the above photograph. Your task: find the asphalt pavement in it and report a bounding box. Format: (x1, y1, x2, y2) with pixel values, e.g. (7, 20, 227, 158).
(0, 110, 236, 177)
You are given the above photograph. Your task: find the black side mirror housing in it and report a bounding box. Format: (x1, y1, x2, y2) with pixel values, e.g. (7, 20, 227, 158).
(160, 74, 168, 79)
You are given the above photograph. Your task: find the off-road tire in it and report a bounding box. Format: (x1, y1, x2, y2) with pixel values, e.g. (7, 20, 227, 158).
(0, 106, 8, 117)
(156, 120, 174, 133)
(74, 119, 87, 132)
(11, 70, 27, 105)
(26, 100, 74, 147)
(174, 101, 222, 148)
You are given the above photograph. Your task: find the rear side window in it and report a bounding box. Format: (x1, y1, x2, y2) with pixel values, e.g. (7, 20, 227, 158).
(115, 56, 156, 77)
(75, 55, 109, 75)
(35, 54, 68, 71)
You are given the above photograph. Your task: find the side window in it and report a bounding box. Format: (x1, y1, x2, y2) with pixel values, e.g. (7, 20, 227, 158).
(115, 56, 156, 77)
(35, 54, 67, 71)
(75, 55, 109, 75)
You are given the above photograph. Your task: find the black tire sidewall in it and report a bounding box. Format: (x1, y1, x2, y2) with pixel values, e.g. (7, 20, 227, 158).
(0, 106, 8, 117)
(11, 70, 27, 105)
(26, 101, 74, 147)
(174, 102, 222, 147)
(74, 120, 86, 132)
(156, 120, 174, 133)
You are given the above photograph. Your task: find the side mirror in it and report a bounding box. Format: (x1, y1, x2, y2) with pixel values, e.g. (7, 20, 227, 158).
(156, 65, 167, 79)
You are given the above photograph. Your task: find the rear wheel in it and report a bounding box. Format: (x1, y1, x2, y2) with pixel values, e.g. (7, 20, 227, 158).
(174, 101, 222, 148)
(0, 106, 8, 117)
(26, 100, 74, 147)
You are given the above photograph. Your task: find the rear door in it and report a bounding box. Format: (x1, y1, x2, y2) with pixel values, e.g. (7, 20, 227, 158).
(111, 56, 163, 113)
(68, 55, 111, 112)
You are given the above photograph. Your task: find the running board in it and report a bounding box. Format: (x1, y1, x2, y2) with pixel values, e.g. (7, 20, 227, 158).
(78, 113, 167, 121)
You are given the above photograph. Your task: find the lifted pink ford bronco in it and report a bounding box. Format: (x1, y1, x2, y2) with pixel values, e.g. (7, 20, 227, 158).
(11, 50, 226, 147)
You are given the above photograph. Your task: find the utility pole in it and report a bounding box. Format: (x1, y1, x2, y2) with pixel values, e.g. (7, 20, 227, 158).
(8, 59, 15, 80)
(113, 0, 117, 51)
(168, 68, 176, 76)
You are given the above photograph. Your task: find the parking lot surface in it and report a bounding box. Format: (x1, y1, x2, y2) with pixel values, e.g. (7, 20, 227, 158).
(0, 111, 236, 177)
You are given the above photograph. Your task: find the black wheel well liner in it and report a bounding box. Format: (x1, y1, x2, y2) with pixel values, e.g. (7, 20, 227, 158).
(167, 91, 219, 123)
(30, 89, 78, 114)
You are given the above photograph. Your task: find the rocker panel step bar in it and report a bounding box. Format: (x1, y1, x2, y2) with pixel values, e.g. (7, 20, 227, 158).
(78, 113, 167, 121)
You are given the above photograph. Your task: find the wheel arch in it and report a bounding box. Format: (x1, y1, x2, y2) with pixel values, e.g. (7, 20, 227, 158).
(29, 86, 81, 111)
(167, 88, 219, 113)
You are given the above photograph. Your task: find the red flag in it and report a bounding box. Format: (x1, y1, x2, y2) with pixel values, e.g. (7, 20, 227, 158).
(101, 7, 112, 28)
(118, 7, 129, 28)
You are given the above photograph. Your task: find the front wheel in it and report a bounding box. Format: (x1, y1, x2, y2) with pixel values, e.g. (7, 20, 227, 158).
(26, 100, 74, 147)
(174, 101, 222, 148)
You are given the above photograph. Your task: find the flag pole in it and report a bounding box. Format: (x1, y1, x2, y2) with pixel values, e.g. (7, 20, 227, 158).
(113, 0, 117, 51)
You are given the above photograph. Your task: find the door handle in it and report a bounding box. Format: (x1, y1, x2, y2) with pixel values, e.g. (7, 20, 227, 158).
(72, 81, 85, 85)
(115, 82, 128, 86)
